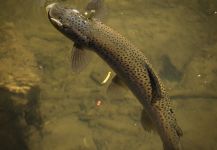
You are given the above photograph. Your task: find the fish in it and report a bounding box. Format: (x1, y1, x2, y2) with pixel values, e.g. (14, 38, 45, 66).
(46, 2, 183, 150)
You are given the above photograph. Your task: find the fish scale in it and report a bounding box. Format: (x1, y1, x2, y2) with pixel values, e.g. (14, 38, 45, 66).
(89, 21, 183, 149)
(89, 21, 160, 100)
(47, 3, 183, 150)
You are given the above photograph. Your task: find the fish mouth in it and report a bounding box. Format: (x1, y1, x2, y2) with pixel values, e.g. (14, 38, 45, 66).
(46, 3, 63, 27)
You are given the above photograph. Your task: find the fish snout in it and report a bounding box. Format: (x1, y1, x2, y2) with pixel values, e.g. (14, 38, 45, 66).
(46, 3, 64, 28)
(46, 3, 57, 13)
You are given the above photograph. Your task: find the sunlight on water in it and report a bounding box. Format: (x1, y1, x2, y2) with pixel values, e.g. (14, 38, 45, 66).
(0, 0, 217, 150)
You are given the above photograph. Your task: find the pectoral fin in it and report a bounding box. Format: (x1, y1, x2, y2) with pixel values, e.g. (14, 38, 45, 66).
(71, 44, 92, 73)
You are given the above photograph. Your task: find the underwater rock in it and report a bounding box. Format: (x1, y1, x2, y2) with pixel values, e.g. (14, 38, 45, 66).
(0, 23, 42, 150)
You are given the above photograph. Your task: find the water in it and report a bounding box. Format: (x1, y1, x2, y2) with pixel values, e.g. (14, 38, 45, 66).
(0, 0, 217, 150)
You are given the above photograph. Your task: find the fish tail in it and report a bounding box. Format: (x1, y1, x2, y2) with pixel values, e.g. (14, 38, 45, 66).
(150, 102, 183, 150)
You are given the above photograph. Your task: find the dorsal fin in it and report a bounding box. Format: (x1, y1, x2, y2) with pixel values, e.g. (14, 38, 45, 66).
(145, 64, 162, 99)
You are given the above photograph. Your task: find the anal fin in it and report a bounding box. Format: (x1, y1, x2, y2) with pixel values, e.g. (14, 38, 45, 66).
(141, 109, 155, 132)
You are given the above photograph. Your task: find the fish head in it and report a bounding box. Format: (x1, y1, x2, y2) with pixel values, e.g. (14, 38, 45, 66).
(46, 3, 91, 45)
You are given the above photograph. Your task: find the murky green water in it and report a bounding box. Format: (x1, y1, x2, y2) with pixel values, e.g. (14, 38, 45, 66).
(0, 0, 217, 150)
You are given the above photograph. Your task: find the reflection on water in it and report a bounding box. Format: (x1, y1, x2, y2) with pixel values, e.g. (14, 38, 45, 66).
(0, 0, 217, 150)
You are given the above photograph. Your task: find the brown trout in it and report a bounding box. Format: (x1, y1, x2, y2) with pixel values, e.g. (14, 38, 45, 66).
(46, 2, 183, 150)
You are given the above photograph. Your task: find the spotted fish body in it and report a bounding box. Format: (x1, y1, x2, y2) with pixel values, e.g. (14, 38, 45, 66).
(47, 3, 183, 150)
